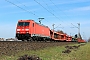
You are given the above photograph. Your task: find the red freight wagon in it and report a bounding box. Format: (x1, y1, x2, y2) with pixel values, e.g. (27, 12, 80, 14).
(16, 20, 50, 41)
(50, 30, 68, 41)
(59, 34, 67, 41)
(50, 30, 60, 41)
(53, 32, 60, 41)
(77, 38, 86, 43)
(66, 35, 72, 41)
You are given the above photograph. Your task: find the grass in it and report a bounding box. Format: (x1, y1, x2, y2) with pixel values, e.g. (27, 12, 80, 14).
(0, 43, 90, 60)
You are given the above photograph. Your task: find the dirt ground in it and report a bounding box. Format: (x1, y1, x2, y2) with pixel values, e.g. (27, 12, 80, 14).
(0, 41, 76, 56)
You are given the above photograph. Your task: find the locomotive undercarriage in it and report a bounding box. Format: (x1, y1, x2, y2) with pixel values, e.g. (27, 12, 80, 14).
(16, 33, 31, 41)
(16, 33, 51, 42)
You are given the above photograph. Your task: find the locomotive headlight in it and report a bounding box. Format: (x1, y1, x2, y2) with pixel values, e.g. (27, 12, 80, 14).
(26, 32, 29, 33)
(17, 32, 20, 33)
(25, 29, 29, 31)
(17, 29, 20, 31)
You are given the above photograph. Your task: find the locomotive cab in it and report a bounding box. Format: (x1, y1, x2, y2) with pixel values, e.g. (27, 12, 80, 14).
(16, 20, 33, 40)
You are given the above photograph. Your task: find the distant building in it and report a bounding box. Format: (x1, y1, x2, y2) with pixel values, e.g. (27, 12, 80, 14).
(0, 38, 5, 41)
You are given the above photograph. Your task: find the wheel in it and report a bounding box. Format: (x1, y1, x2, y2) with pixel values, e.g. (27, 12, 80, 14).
(28, 37, 33, 42)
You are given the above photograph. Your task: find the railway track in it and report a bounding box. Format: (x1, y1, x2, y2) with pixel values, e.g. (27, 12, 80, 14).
(0, 41, 77, 56)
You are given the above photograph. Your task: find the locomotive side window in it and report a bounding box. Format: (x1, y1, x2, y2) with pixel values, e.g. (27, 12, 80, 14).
(18, 22, 30, 26)
(33, 23, 34, 27)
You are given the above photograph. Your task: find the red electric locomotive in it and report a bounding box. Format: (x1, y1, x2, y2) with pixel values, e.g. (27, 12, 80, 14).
(16, 20, 50, 41)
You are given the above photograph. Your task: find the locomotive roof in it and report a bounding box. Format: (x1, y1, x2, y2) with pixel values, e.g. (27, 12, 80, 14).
(18, 20, 34, 22)
(18, 20, 49, 28)
(35, 22, 49, 28)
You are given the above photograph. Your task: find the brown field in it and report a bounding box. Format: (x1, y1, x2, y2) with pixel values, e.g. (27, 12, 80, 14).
(0, 41, 76, 56)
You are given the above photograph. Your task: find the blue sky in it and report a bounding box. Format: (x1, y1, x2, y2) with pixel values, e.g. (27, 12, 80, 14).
(0, 0, 90, 40)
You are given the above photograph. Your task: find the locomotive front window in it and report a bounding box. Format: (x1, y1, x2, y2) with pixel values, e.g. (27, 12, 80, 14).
(18, 22, 30, 26)
(25, 22, 29, 26)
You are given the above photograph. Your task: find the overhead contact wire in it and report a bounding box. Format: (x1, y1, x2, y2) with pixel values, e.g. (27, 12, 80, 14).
(5, 0, 39, 17)
(34, 0, 63, 22)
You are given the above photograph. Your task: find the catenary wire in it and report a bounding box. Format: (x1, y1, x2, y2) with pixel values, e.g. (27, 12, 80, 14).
(5, 0, 39, 17)
(15, 0, 53, 24)
(34, 0, 64, 22)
